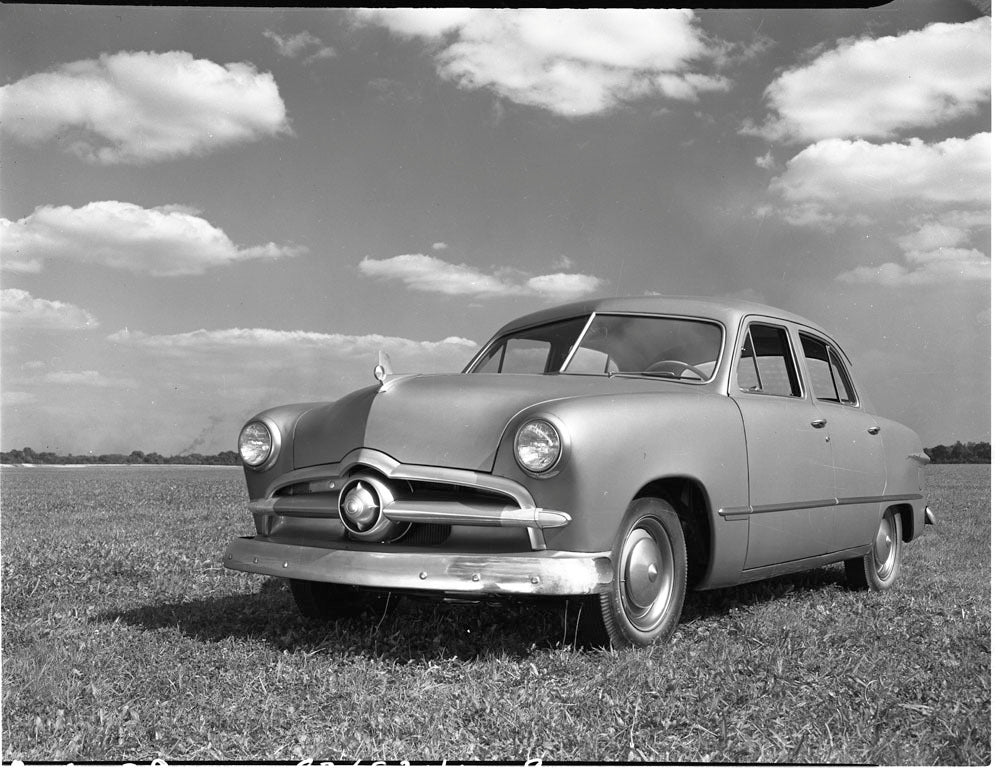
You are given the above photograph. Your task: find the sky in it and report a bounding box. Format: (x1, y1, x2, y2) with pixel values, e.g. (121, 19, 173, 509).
(0, 3, 991, 456)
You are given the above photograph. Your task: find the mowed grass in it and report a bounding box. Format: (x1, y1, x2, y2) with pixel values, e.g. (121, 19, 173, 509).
(1, 464, 989, 764)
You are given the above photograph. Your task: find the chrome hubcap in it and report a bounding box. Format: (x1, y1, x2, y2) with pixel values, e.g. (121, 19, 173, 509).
(873, 512, 898, 579)
(619, 517, 674, 631)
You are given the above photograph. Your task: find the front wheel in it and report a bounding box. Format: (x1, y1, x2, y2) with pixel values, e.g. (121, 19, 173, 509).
(598, 498, 687, 648)
(288, 579, 397, 621)
(845, 508, 902, 591)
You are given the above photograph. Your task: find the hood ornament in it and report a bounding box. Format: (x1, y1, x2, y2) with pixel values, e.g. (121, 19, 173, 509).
(374, 350, 394, 385)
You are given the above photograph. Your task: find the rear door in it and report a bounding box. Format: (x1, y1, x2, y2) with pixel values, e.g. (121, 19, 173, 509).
(798, 332, 886, 553)
(730, 319, 837, 569)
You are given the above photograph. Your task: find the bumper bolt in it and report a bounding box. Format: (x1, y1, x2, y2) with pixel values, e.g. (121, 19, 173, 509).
(531, 576, 540, 585)
(472, 573, 480, 582)
(419, 571, 428, 580)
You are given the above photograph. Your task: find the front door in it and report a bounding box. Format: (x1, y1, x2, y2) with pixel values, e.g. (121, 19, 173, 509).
(731, 320, 837, 569)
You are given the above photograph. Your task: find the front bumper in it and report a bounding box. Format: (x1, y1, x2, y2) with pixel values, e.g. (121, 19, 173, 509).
(223, 536, 613, 597)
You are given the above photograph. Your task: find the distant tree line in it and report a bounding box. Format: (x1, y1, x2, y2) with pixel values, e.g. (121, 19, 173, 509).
(0, 442, 990, 465)
(0, 448, 241, 466)
(923, 441, 990, 464)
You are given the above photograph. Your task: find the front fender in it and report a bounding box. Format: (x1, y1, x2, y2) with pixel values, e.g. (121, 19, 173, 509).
(491, 391, 749, 565)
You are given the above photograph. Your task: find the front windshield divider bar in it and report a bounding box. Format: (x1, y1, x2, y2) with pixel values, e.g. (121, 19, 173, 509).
(557, 311, 596, 374)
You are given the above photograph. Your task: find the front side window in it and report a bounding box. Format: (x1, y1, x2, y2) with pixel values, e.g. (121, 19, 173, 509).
(800, 334, 857, 405)
(737, 323, 801, 397)
(468, 314, 723, 381)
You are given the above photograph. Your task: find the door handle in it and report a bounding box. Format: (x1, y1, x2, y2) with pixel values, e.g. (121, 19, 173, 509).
(811, 419, 827, 429)
(867, 426, 881, 435)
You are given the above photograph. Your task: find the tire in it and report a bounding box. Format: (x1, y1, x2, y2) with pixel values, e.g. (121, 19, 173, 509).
(288, 579, 397, 621)
(598, 497, 688, 648)
(845, 508, 902, 591)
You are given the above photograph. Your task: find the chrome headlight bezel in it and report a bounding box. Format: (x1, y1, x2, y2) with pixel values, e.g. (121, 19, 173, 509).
(238, 419, 281, 471)
(514, 418, 565, 477)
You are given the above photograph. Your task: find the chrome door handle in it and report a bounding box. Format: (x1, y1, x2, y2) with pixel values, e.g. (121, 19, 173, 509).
(868, 426, 881, 435)
(811, 419, 827, 429)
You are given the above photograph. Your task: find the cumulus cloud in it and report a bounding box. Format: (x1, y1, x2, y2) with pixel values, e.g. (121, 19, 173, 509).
(1, 201, 306, 276)
(764, 133, 990, 230)
(751, 17, 990, 142)
(764, 134, 990, 286)
(1, 288, 99, 330)
(264, 30, 336, 63)
(0, 50, 290, 164)
(838, 209, 991, 287)
(353, 9, 728, 116)
(358, 254, 604, 300)
(769, 134, 990, 215)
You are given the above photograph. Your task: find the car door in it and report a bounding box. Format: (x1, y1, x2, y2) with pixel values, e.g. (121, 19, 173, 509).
(730, 319, 837, 569)
(798, 332, 886, 553)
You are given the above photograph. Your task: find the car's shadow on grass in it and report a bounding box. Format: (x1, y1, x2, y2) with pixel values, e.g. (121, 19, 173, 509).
(101, 565, 849, 660)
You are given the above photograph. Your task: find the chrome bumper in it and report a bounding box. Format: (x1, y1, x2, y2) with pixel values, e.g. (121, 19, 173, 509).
(223, 536, 613, 596)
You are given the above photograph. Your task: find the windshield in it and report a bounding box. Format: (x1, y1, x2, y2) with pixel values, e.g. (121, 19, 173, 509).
(467, 314, 723, 382)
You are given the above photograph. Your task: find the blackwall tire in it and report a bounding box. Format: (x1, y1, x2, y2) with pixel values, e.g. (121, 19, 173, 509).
(845, 508, 902, 592)
(599, 498, 687, 648)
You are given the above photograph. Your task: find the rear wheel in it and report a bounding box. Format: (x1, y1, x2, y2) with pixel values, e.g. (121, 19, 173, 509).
(598, 498, 687, 648)
(288, 579, 397, 621)
(845, 508, 902, 591)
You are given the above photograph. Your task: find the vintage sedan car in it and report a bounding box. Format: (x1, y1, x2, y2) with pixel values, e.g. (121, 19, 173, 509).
(223, 296, 934, 647)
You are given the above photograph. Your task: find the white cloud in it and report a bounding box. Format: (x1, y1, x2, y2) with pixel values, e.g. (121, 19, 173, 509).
(837, 255, 989, 287)
(43, 370, 138, 389)
(838, 209, 990, 288)
(1, 288, 99, 330)
(752, 17, 990, 142)
(754, 151, 777, 171)
(264, 30, 336, 62)
(1, 391, 35, 407)
(765, 135, 990, 287)
(358, 254, 604, 300)
(769, 134, 990, 218)
(108, 327, 476, 360)
(353, 9, 728, 116)
(524, 273, 602, 299)
(0, 50, 290, 164)
(1, 201, 306, 276)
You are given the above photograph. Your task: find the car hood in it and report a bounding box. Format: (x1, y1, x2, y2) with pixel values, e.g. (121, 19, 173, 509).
(292, 372, 693, 472)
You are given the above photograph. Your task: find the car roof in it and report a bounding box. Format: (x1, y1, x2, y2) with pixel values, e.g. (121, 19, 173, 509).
(495, 295, 830, 337)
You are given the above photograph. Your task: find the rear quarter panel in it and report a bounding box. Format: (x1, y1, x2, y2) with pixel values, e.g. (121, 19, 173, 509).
(877, 416, 929, 539)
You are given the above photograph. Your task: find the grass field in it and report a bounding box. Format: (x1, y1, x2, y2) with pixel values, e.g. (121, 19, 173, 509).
(1, 464, 990, 764)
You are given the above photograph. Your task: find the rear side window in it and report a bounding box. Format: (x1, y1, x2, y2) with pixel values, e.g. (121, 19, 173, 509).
(737, 323, 801, 397)
(800, 334, 858, 405)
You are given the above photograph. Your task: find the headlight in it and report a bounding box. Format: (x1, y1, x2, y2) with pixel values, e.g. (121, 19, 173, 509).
(239, 421, 273, 468)
(514, 419, 562, 474)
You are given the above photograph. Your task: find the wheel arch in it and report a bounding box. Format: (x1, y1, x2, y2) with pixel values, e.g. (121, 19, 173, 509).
(633, 476, 713, 588)
(890, 502, 917, 543)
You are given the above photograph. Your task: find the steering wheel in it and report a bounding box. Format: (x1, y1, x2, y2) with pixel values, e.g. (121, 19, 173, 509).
(643, 360, 709, 381)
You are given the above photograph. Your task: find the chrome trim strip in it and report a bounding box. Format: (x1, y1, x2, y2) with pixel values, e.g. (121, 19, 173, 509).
(224, 537, 613, 596)
(909, 452, 931, 465)
(719, 493, 925, 517)
(383, 501, 570, 529)
(836, 493, 923, 506)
